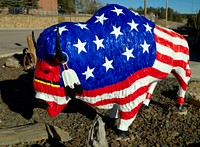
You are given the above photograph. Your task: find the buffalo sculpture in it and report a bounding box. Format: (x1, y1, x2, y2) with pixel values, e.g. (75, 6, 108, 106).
(33, 4, 191, 139)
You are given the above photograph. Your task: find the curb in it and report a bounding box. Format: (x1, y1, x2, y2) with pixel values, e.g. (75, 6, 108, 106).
(0, 52, 22, 58)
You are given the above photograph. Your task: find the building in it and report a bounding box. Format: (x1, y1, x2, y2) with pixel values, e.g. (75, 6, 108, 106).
(38, 0, 58, 15)
(0, 0, 58, 15)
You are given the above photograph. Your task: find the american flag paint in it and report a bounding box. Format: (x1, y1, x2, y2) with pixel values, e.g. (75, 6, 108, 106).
(34, 4, 191, 131)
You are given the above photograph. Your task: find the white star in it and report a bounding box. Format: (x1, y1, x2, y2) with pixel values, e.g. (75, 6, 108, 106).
(95, 13, 108, 25)
(75, 23, 88, 30)
(111, 6, 124, 16)
(93, 36, 104, 50)
(144, 23, 152, 33)
(73, 39, 87, 54)
(54, 26, 68, 35)
(82, 66, 95, 80)
(140, 40, 150, 53)
(110, 26, 123, 39)
(103, 57, 114, 72)
(127, 20, 139, 31)
(122, 47, 135, 61)
(131, 11, 140, 16)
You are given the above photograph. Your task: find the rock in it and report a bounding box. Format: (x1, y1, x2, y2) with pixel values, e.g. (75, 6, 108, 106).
(110, 141, 120, 147)
(120, 140, 129, 146)
(0, 123, 71, 146)
(86, 115, 108, 147)
(129, 134, 135, 140)
(5, 57, 20, 68)
(171, 131, 180, 138)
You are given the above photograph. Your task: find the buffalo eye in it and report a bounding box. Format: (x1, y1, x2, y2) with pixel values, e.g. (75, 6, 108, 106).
(43, 69, 50, 74)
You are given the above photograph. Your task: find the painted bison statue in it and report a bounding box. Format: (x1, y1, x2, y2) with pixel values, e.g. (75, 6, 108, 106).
(33, 4, 191, 139)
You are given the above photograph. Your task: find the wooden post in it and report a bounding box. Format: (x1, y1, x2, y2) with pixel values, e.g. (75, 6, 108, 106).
(144, 0, 147, 16)
(165, 0, 168, 27)
(23, 32, 37, 70)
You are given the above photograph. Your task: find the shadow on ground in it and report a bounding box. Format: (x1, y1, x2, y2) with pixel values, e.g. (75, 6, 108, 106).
(0, 71, 97, 120)
(190, 51, 200, 62)
(0, 71, 35, 119)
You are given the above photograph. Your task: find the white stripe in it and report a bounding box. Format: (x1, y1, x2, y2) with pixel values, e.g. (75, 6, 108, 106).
(98, 77, 160, 113)
(186, 64, 190, 70)
(156, 43, 188, 61)
(153, 59, 189, 85)
(143, 99, 150, 106)
(153, 61, 189, 85)
(35, 91, 71, 105)
(118, 115, 137, 131)
(148, 82, 157, 94)
(96, 104, 115, 109)
(77, 76, 159, 105)
(178, 86, 186, 97)
(97, 92, 147, 113)
(154, 27, 188, 47)
(120, 93, 146, 112)
(173, 67, 190, 84)
(152, 60, 173, 73)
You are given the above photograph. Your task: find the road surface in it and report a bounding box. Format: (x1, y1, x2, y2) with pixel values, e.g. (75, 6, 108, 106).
(0, 28, 43, 57)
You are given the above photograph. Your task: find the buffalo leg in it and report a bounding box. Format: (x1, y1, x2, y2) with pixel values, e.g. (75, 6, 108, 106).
(141, 82, 158, 110)
(172, 63, 191, 110)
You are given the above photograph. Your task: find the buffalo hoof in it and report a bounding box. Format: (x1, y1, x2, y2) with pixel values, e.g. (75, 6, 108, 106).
(116, 130, 129, 141)
(102, 116, 116, 129)
(177, 104, 184, 110)
(34, 99, 49, 109)
(174, 104, 187, 115)
(140, 104, 149, 111)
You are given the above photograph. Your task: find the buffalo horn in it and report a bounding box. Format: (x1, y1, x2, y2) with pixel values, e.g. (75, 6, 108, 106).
(32, 31, 37, 49)
(55, 26, 64, 63)
(55, 26, 68, 63)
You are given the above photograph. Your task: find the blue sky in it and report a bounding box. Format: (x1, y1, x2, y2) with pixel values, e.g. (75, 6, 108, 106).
(100, 0, 200, 14)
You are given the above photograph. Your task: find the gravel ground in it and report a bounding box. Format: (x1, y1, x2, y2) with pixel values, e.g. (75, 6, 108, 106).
(0, 55, 200, 147)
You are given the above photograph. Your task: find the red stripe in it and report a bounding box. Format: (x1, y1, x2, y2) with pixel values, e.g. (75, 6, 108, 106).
(174, 60, 187, 70)
(88, 86, 149, 107)
(171, 70, 188, 91)
(177, 97, 185, 105)
(84, 68, 168, 111)
(79, 67, 169, 98)
(155, 25, 186, 40)
(154, 34, 189, 54)
(156, 52, 187, 69)
(156, 51, 174, 65)
(120, 102, 143, 120)
(34, 80, 66, 97)
(80, 69, 148, 97)
(146, 93, 152, 100)
(46, 101, 67, 117)
(147, 67, 169, 79)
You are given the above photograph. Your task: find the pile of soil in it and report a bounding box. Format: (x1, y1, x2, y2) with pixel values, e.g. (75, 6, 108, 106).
(0, 55, 199, 147)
